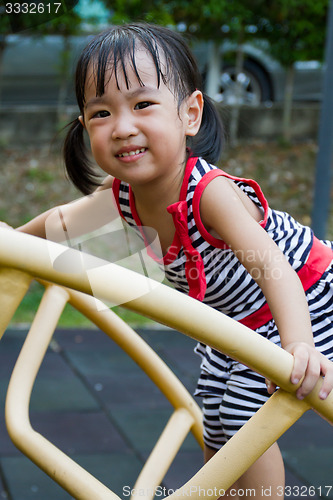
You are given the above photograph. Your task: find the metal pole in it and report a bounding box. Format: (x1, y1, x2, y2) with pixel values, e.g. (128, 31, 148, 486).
(311, 0, 333, 239)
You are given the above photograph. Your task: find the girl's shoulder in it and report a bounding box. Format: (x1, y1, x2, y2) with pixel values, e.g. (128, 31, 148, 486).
(187, 158, 269, 249)
(189, 157, 269, 220)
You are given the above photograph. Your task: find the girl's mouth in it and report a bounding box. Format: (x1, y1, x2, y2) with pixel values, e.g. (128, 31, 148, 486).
(116, 148, 147, 158)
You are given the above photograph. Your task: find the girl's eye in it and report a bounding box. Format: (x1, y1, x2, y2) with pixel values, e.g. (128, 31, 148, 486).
(93, 110, 110, 119)
(134, 101, 152, 110)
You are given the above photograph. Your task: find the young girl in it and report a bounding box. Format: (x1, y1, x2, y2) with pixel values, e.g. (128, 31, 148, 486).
(4, 23, 333, 497)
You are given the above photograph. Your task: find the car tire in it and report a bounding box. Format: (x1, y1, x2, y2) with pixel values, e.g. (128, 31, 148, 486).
(216, 59, 272, 106)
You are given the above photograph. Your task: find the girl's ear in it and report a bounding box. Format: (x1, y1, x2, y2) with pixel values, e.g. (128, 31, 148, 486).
(185, 90, 204, 137)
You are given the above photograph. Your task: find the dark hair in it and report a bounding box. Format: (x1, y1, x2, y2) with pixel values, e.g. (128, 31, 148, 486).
(64, 23, 224, 194)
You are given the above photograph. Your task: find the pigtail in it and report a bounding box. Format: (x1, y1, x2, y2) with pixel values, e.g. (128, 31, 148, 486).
(63, 119, 102, 195)
(189, 93, 224, 165)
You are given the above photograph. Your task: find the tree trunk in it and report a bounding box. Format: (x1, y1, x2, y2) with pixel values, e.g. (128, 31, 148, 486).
(282, 64, 295, 143)
(229, 41, 245, 148)
(205, 40, 222, 99)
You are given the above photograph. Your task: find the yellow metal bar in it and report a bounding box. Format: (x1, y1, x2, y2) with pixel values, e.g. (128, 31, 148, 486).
(132, 408, 195, 500)
(168, 390, 310, 498)
(5, 284, 120, 500)
(0, 267, 31, 339)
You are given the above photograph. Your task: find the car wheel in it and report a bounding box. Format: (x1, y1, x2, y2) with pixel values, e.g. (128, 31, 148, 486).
(215, 59, 272, 106)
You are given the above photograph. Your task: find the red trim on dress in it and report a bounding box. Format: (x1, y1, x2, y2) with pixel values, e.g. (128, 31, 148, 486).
(180, 156, 198, 201)
(192, 169, 269, 249)
(112, 178, 123, 219)
(167, 200, 207, 300)
(239, 236, 333, 329)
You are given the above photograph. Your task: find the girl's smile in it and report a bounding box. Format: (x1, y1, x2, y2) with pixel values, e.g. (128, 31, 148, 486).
(115, 146, 147, 161)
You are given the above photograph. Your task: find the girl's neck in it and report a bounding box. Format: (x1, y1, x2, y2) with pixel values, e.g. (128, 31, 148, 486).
(131, 160, 186, 213)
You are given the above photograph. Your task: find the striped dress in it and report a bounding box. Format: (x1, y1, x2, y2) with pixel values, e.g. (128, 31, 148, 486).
(113, 156, 333, 445)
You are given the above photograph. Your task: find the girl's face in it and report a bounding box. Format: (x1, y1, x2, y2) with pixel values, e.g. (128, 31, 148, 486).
(80, 49, 202, 189)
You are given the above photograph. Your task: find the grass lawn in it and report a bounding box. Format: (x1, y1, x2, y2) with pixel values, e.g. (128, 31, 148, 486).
(10, 280, 151, 327)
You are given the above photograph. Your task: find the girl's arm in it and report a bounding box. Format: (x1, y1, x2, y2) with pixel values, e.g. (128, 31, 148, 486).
(200, 176, 333, 401)
(16, 175, 115, 241)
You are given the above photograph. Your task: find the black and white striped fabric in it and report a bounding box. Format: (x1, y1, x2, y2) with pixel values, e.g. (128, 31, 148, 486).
(114, 156, 333, 447)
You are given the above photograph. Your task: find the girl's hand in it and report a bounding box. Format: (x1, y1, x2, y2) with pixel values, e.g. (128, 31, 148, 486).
(266, 342, 333, 401)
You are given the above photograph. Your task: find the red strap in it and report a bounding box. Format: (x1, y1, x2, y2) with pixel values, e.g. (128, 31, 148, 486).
(167, 200, 207, 301)
(298, 236, 333, 288)
(192, 169, 269, 249)
(240, 236, 333, 329)
(112, 178, 123, 219)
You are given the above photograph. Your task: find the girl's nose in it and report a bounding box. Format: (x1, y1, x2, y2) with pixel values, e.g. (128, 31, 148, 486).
(111, 112, 138, 140)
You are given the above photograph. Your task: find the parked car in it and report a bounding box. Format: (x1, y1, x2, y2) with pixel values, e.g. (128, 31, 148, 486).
(0, 33, 324, 107)
(194, 39, 324, 106)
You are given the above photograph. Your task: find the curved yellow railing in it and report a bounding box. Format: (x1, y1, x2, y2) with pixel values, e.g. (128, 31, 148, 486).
(0, 228, 332, 499)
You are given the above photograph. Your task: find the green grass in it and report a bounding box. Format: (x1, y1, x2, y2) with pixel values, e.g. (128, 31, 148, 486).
(11, 281, 155, 328)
